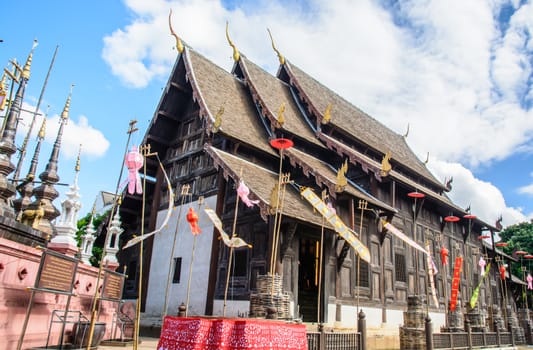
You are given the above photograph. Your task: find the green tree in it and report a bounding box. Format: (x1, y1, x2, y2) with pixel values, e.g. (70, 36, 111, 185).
(498, 220, 533, 306)
(76, 210, 110, 267)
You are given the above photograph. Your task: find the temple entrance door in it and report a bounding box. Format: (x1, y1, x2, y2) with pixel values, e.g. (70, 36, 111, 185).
(298, 237, 320, 323)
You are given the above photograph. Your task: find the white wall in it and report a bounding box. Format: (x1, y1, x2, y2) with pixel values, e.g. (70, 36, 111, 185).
(145, 196, 216, 317)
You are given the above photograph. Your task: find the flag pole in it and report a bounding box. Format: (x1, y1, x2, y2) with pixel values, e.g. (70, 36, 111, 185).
(185, 196, 204, 316)
(133, 144, 157, 350)
(85, 120, 138, 350)
(317, 191, 327, 325)
(356, 200, 368, 317)
(162, 184, 190, 319)
(13, 45, 58, 182)
(223, 178, 241, 317)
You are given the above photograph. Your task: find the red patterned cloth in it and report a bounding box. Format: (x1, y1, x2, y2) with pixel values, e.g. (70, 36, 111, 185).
(157, 316, 308, 350)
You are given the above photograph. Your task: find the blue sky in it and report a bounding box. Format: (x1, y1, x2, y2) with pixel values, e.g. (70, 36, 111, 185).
(1, 0, 532, 228)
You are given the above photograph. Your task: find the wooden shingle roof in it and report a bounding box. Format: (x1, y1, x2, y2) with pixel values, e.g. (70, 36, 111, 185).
(284, 147, 396, 213)
(206, 145, 331, 228)
(184, 48, 275, 156)
(283, 62, 445, 190)
(237, 56, 324, 148)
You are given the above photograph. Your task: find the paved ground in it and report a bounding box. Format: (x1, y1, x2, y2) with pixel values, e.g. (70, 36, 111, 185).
(98, 338, 159, 350)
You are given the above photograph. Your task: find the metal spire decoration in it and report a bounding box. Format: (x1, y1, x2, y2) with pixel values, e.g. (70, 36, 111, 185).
(28, 85, 72, 236)
(0, 40, 37, 217)
(13, 45, 58, 182)
(13, 114, 47, 217)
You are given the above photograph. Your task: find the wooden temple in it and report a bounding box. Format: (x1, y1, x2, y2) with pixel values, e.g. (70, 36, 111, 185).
(117, 27, 523, 344)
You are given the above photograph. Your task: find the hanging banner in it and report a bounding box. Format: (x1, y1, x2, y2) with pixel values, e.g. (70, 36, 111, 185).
(204, 208, 251, 248)
(300, 187, 370, 263)
(425, 241, 439, 308)
(470, 263, 491, 309)
(381, 220, 428, 255)
(450, 256, 463, 312)
(123, 160, 175, 249)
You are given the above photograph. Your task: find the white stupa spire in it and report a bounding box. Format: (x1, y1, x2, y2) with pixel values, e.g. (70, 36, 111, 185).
(50, 145, 82, 247)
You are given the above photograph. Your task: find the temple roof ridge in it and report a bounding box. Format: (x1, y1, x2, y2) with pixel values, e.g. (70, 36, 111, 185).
(280, 60, 446, 191)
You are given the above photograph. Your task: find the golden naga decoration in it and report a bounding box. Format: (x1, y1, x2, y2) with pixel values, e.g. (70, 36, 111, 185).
(424, 152, 430, 164)
(276, 102, 285, 127)
(225, 21, 240, 62)
(212, 105, 224, 133)
(168, 9, 184, 53)
(322, 103, 332, 124)
(267, 28, 285, 65)
(335, 159, 348, 193)
(380, 151, 392, 177)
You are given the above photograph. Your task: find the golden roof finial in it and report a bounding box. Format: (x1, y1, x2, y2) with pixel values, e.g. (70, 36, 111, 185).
(322, 103, 332, 124)
(75, 144, 82, 172)
(226, 21, 240, 62)
(22, 39, 38, 80)
(168, 9, 184, 53)
(61, 84, 74, 120)
(267, 28, 285, 65)
(277, 102, 285, 127)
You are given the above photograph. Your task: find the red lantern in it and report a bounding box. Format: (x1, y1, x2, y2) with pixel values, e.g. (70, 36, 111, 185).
(478, 235, 490, 239)
(440, 247, 449, 266)
(499, 265, 506, 280)
(463, 214, 477, 220)
(495, 242, 508, 247)
(516, 250, 528, 255)
(186, 207, 201, 235)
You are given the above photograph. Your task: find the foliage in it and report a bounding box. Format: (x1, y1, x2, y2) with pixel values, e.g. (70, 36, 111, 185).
(498, 221, 533, 307)
(76, 210, 111, 267)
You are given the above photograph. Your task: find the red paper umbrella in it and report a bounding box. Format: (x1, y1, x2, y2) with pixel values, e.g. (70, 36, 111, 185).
(516, 250, 528, 255)
(463, 214, 477, 219)
(495, 242, 508, 247)
(408, 191, 425, 198)
(478, 235, 491, 239)
(524, 255, 533, 259)
(444, 215, 460, 222)
(270, 138, 293, 150)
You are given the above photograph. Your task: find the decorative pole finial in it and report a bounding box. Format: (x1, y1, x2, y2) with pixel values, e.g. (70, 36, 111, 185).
(225, 21, 240, 62)
(267, 28, 285, 65)
(75, 144, 82, 172)
(61, 84, 74, 121)
(21, 39, 38, 80)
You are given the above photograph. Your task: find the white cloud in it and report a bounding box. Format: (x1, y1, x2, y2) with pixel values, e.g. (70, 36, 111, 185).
(17, 102, 110, 159)
(428, 159, 527, 226)
(101, 0, 533, 226)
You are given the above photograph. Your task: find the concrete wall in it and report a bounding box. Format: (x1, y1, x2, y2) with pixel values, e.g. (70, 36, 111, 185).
(0, 237, 119, 349)
(144, 196, 216, 318)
